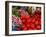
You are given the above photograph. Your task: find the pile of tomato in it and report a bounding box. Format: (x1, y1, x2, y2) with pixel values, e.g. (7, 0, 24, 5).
(16, 11, 41, 31)
(12, 7, 41, 31)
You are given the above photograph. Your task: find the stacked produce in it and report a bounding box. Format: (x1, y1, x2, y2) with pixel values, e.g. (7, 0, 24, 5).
(12, 6, 41, 31)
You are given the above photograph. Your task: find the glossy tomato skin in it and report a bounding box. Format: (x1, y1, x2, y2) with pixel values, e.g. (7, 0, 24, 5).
(20, 13, 41, 30)
(16, 9, 41, 30)
(36, 25, 41, 30)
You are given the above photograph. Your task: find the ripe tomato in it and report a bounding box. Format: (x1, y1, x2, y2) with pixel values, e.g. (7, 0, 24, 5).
(23, 27, 27, 31)
(36, 25, 41, 30)
(30, 24, 35, 29)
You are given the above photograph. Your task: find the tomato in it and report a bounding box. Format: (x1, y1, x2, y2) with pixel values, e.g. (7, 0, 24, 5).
(30, 24, 35, 29)
(36, 25, 41, 30)
(23, 27, 27, 30)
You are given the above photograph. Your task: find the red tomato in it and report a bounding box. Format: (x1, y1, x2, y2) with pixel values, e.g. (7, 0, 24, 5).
(23, 27, 27, 31)
(26, 24, 30, 27)
(30, 24, 35, 29)
(25, 16, 30, 20)
(36, 25, 41, 30)
(31, 17, 36, 23)
(35, 20, 39, 25)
